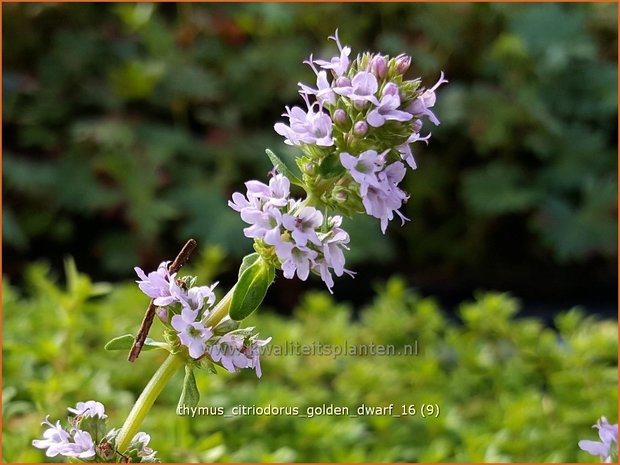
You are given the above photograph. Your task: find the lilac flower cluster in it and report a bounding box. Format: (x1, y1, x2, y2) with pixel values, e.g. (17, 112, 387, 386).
(579, 416, 618, 463)
(33, 401, 156, 462)
(274, 30, 447, 232)
(229, 173, 352, 292)
(135, 262, 269, 376)
(232, 31, 445, 291)
(209, 330, 272, 378)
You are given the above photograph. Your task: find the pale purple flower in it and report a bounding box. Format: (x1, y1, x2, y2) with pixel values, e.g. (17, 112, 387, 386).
(314, 29, 351, 77)
(209, 333, 252, 373)
(282, 206, 323, 247)
(134, 261, 178, 306)
(228, 190, 262, 215)
(396, 130, 431, 170)
(322, 216, 350, 278)
(266, 174, 291, 207)
(172, 310, 213, 359)
(311, 216, 353, 293)
(333, 71, 380, 106)
(61, 430, 96, 459)
(340, 150, 387, 195)
(274, 98, 334, 147)
(275, 241, 318, 281)
(33, 416, 95, 459)
(179, 283, 218, 314)
(245, 336, 272, 378)
(367, 93, 413, 128)
(299, 55, 336, 106)
(244, 179, 272, 200)
(242, 205, 284, 245)
(382, 82, 399, 97)
(67, 401, 106, 419)
(314, 258, 335, 293)
(32, 417, 72, 458)
(131, 432, 154, 457)
(407, 71, 448, 126)
(579, 417, 618, 463)
(360, 161, 410, 234)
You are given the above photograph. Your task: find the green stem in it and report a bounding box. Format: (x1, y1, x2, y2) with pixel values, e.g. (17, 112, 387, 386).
(116, 354, 183, 452)
(204, 285, 236, 328)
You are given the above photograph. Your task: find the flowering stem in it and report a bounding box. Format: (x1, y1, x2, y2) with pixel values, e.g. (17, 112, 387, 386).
(115, 353, 183, 453)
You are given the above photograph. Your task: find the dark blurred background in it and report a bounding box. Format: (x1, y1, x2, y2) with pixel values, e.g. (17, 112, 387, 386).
(3, 2, 618, 318)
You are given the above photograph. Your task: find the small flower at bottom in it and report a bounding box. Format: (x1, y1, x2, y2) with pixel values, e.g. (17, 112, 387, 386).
(32, 416, 96, 459)
(32, 416, 73, 458)
(579, 416, 618, 463)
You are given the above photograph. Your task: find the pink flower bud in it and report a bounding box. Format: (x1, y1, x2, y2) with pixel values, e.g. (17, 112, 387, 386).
(353, 120, 368, 136)
(370, 54, 387, 79)
(333, 108, 348, 126)
(395, 54, 412, 75)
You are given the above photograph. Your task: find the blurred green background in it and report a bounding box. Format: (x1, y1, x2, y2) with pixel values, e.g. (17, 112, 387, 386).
(2, 2, 618, 463)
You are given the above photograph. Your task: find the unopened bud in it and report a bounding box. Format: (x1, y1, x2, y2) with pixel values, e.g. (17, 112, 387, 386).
(412, 118, 423, 133)
(395, 54, 412, 75)
(304, 162, 317, 176)
(370, 55, 387, 79)
(333, 108, 348, 127)
(334, 190, 348, 203)
(382, 82, 399, 97)
(157, 307, 168, 322)
(353, 120, 368, 136)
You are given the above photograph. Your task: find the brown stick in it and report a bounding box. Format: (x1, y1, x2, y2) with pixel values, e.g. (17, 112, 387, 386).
(128, 239, 198, 362)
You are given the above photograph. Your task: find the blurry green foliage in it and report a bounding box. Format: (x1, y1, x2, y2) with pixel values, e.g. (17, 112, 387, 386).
(3, 3, 617, 289)
(2, 258, 617, 462)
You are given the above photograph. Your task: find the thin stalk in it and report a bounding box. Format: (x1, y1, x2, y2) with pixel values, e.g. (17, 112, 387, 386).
(116, 354, 183, 452)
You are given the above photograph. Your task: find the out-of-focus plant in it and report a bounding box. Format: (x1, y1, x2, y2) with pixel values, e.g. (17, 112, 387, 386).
(3, 262, 617, 462)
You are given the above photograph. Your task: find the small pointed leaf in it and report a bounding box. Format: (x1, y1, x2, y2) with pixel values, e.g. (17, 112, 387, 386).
(178, 365, 200, 410)
(266, 149, 304, 187)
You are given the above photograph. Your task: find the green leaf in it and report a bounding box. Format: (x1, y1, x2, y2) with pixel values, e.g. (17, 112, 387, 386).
(104, 334, 167, 351)
(238, 253, 261, 278)
(229, 257, 275, 321)
(178, 365, 200, 410)
(265, 149, 303, 187)
(104, 334, 134, 351)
